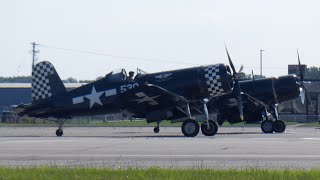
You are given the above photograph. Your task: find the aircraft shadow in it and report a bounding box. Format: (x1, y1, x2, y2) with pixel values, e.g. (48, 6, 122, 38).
(0, 131, 268, 138)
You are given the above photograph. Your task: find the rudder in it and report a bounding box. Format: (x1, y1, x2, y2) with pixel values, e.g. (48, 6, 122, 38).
(31, 61, 66, 103)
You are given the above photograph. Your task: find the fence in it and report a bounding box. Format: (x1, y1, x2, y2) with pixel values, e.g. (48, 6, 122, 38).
(279, 114, 320, 123)
(0, 114, 131, 124)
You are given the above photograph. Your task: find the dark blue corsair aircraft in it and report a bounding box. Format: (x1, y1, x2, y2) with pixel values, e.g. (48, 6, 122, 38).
(208, 51, 309, 134)
(14, 50, 246, 137)
(13, 49, 307, 137)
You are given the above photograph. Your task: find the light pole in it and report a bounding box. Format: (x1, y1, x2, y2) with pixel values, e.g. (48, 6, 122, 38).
(260, 49, 265, 78)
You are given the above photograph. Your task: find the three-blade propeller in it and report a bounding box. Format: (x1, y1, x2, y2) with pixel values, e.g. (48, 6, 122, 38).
(297, 50, 311, 104)
(225, 47, 244, 121)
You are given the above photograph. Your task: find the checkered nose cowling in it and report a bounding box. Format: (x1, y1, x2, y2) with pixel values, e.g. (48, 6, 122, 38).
(203, 64, 233, 98)
(31, 61, 55, 102)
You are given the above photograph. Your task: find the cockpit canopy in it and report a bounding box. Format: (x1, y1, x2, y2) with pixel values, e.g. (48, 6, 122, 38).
(105, 68, 147, 82)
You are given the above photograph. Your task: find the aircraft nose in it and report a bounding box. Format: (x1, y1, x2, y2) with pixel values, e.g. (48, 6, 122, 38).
(274, 75, 300, 102)
(203, 64, 233, 98)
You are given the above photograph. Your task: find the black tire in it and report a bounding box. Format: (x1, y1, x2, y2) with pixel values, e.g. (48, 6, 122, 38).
(181, 119, 199, 137)
(56, 129, 63, 137)
(273, 120, 286, 133)
(261, 120, 274, 133)
(201, 120, 218, 136)
(153, 127, 160, 133)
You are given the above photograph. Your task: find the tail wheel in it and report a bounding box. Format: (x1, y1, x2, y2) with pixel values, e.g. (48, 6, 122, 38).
(56, 129, 63, 137)
(261, 120, 274, 133)
(153, 126, 160, 133)
(181, 119, 199, 137)
(201, 120, 218, 136)
(273, 120, 286, 133)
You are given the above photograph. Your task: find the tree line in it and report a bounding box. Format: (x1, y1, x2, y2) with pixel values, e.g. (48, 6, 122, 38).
(0, 76, 94, 83)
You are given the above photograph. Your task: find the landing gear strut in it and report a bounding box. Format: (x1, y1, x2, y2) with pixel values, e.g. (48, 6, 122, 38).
(200, 99, 218, 136)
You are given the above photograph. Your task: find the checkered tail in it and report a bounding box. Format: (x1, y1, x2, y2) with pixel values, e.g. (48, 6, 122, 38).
(31, 61, 66, 102)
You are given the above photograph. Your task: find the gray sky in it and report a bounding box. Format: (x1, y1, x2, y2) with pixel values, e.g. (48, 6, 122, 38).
(1, 0, 320, 80)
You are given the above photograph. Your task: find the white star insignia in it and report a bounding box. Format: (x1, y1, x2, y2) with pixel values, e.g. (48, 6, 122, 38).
(85, 86, 104, 108)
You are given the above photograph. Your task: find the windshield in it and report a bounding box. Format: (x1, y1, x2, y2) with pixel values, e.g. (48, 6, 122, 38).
(106, 69, 127, 82)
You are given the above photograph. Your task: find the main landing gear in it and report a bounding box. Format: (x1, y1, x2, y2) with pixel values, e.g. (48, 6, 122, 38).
(261, 119, 286, 133)
(261, 105, 286, 133)
(181, 99, 218, 137)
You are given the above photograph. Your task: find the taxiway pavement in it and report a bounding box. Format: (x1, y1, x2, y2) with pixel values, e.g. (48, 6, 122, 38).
(0, 126, 319, 169)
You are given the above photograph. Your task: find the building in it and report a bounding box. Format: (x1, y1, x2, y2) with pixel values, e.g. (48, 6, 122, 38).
(0, 83, 84, 112)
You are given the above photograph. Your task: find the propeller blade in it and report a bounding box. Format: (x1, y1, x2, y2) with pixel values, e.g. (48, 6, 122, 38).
(225, 46, 244, 121)
(234, 82, 244, 121)
(238, 64, 244, 73)
(251, 70, 255, 80)
(296, 49, 311, 104)
(297, 50, 304, 82)
(225, 46, 236, 74)
(299, 87, 305, 104)
(305, 88, 312, 104)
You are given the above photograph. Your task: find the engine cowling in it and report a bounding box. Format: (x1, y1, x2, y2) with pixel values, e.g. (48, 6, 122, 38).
(202, 64, 234, 99)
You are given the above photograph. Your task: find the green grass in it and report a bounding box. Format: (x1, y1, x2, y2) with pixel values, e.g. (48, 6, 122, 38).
(299, 122, 320, 127)
(0, 167, 320, 180)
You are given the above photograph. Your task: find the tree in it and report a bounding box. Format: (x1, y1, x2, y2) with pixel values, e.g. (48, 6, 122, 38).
(243, 74, 266, 80)
(0, 76, 32, 83)
(305, 66, 320, 80)
(79, 80, 93, 83)
(62, 77, 78, 83)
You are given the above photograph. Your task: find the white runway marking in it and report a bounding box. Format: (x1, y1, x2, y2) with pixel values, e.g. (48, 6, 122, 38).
(0, 154, 319, 158)
(0, 139, 81, 143)
(300, 138, 320, 141)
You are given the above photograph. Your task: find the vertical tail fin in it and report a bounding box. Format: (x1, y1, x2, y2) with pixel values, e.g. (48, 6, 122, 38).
(31, 61, 66, 103)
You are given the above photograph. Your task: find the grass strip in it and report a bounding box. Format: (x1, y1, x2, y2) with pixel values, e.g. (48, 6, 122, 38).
(0, 167, 320, 180)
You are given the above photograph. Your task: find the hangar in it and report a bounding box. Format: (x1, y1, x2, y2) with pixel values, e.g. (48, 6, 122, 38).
(0, 83, 84, 111)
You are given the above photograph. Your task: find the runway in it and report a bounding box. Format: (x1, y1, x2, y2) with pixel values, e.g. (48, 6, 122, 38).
(0, 126, 320, 169)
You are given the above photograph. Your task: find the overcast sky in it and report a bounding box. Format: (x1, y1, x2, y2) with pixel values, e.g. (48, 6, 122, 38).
(1, 0, 319, 80)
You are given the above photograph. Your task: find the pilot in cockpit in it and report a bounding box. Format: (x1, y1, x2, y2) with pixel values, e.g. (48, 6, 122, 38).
(126, 71, 135, 82)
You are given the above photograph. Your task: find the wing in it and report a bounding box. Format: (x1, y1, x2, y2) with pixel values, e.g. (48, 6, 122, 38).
(114, 84, 189, 121)
(208, 92, 269, 112)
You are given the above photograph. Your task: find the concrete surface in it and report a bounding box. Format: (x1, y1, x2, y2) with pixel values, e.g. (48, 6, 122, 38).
(0, 126, 319, 169)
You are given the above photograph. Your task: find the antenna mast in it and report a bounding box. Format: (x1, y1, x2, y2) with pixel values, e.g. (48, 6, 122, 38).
(31, 42, 39, 71)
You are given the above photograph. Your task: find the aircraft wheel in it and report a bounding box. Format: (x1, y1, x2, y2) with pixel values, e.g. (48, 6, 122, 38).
(201, 120, 218, 136)
(181, 119, 199, 137)
(153, 126, 160, 133)
(261, 120, 274, 133)
(273, 120, 286, 133)
(56, 129, 64, 137)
